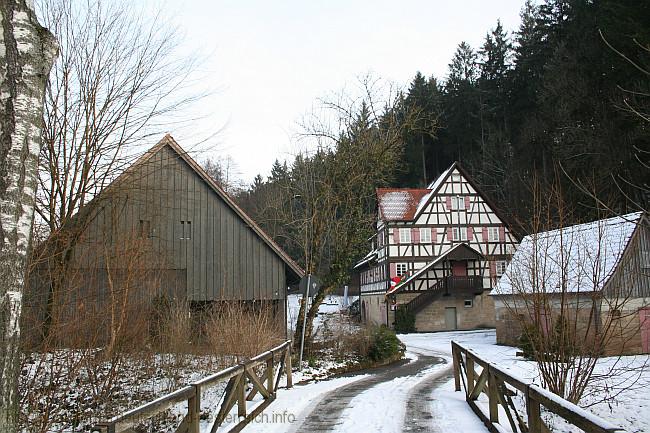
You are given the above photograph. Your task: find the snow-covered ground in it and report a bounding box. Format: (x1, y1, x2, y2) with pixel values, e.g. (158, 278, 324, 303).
(401, 330, 650, 433)
(243, 329, 650, 433)
(287, 293, 355, 338)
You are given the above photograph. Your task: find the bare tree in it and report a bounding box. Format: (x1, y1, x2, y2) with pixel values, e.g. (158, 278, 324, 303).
(286, 76, 423, 351)
(494, 174, 648, 404)
(36, 0, 203, 233)
(0, 1, 57, 430)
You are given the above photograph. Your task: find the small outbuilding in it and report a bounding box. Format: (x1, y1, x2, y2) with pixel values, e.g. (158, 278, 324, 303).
(493, 212, 649, 355)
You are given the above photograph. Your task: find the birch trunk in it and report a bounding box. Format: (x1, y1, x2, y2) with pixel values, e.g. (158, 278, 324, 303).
(0, 1, 56, 431)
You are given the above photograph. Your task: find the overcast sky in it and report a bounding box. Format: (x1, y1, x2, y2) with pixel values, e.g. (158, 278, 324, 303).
(167, 0, 524, 184)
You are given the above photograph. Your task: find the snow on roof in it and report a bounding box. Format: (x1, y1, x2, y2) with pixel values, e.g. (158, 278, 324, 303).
(377, 189, 431, 221)
(353, 249, 378, 269)
(494, 212, 643, 296)
(414, 163, 455, 217)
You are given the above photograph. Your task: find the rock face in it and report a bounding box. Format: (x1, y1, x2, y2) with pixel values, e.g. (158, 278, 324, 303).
(0, 1, 56, 430)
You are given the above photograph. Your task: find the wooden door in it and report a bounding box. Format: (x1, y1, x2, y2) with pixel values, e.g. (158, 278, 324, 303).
(640, 308, 650, 353)
(452, 261, 467, 276)
(445, 307, 457, 330)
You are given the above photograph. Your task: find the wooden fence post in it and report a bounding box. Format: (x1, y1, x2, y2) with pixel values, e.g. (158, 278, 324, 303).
(452, 343, 461, 392)
(526, 388, 542, 433)
(188, 385, 200, 433)
(266, 356, 274, 396)
(466, 356, 475, 397)
(487, 367, 499, 423)
(237, 373, 246, 418)
(285, 346, 293, 389)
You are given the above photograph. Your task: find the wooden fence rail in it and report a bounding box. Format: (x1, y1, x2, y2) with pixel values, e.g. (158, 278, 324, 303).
(92, 340, 293, 433)
(451, 341, 626, 433)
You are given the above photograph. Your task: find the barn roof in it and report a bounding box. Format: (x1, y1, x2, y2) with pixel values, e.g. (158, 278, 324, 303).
(377, 188, 431, 221)
(105, 134, 304, 280)
(494, 212, 643, 296)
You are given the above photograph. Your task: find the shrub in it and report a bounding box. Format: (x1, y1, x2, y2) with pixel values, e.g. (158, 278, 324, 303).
(393, 307, 416, 333)
(368, 326, 404, 362)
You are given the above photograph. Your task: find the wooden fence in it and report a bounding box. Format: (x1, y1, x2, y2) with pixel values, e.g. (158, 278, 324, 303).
(92, 341, 292, 433)
(451, 341, 625, 433)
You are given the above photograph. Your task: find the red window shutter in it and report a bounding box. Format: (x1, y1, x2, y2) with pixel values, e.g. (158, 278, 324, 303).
(489, 261, 497, 286)
(465, 196, 470, 210)
(412, 228, 420, 243)
(467, 228, 473, 241)
(447, 227, 453, 240)
(390, 263, 397, 278)
(499, 227, 506, 242)
(393, 228, 399, 244)
(482, 227, 488, 242)
(446, 196, 452, 209)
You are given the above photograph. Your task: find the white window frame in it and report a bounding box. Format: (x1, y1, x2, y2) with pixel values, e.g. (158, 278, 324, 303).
(399, 228, 411, 244)
(488, 227, 499, 242)
(451, 196, 466, 210)
(396, 263, 408, 277)
(419, 227, 432, 243)
(496, 260, 507, 276)
(464, 299, 473, 308)
(452, 227, 468, 241)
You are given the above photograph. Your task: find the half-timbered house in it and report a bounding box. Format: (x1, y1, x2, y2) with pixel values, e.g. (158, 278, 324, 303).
(26, 135, 303, 340)
(493, 212, 650, 355)
(354, 162, 519, 332)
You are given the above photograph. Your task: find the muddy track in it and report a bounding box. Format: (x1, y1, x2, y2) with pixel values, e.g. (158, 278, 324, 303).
(294, 354, 445, 432)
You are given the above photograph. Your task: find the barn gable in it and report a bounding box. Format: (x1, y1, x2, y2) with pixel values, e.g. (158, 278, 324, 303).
(71, 135, 303, 302)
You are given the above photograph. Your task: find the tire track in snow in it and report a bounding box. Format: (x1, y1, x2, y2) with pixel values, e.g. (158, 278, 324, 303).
(294, 354, 445, 432)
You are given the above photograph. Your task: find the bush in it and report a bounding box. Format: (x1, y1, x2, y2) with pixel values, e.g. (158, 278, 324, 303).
(394, 307, 416, 333)
(518, 323, 539, 359)
(368, 326, 404, 362)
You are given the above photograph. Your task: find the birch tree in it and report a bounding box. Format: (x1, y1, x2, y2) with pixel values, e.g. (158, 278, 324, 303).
(0, 1, 57, 430)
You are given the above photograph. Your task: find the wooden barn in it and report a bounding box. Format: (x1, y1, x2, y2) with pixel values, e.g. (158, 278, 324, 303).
(493, 212, 650, 355)
(25, 135, 303, 342)
(354, 162, 519, 332)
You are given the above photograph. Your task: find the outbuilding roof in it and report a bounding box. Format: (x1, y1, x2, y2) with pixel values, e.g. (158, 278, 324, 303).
(494, 212, 643, 296)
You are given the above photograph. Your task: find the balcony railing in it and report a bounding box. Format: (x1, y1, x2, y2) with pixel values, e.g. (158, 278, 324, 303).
(442, 275, 484, 293)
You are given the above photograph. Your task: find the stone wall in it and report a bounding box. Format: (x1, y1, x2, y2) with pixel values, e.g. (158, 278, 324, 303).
(407, 292, 496, 332)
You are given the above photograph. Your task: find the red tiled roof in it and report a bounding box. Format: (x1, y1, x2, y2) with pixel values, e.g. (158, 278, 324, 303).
(377, 188, 431, 221)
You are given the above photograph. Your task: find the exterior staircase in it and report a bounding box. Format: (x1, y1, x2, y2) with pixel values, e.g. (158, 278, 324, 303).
(398, 276, 484, 316)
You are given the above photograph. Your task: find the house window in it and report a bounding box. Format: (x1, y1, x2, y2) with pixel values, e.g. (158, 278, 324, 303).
(452, 227, 468, 241)
(451, 196, 465, 210)
(399, 228, 411, 243)
(495, 260, 507, 276)
(464, 299, 473, 308)
(420, 227, 432, 243)
(488, 227, 500, 242)
(396, 263, 408, 277)
(180, 220, 192, 240)
(138, 219, 151, 238)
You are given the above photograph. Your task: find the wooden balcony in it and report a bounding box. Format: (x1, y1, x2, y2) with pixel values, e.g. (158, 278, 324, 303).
(442, 275, 484, 294)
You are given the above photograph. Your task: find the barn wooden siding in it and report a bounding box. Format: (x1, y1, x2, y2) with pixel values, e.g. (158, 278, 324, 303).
(74, 141, 295, 303)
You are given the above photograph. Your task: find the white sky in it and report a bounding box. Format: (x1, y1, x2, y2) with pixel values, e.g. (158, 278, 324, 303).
(165, 0, 524, 184)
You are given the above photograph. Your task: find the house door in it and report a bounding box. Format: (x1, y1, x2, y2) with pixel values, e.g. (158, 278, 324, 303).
(445, 307, 457, 330)
(640, 308, 650, 353)
(452, 261, 467, 276)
